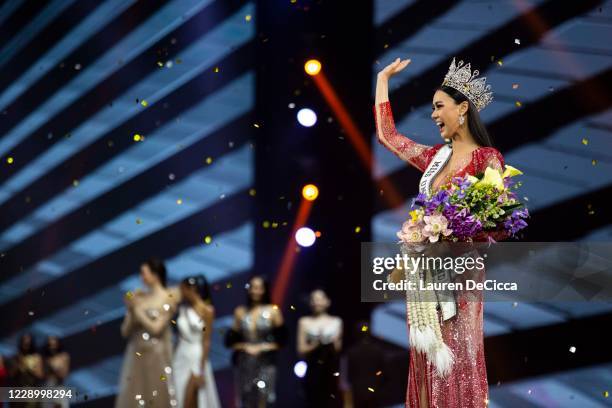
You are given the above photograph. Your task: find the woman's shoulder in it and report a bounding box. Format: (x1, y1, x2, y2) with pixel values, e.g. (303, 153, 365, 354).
(475, 146, 505, 166)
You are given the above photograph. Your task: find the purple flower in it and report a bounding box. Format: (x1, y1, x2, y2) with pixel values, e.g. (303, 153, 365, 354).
(504, 208, 529, 236)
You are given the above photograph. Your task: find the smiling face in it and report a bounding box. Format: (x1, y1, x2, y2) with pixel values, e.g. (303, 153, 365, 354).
(431, 89, 468, 140)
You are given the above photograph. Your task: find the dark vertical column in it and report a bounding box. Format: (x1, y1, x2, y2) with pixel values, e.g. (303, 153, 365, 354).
(255, 0, 374, 405)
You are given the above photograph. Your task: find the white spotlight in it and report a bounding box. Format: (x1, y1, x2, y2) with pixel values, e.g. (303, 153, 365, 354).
(295, 227, 316, 247)
(297, 108, 317, 127)
(294, 361, 308, 378)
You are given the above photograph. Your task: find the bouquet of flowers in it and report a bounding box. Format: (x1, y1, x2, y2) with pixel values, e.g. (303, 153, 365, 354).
(397, 165, 529, 244)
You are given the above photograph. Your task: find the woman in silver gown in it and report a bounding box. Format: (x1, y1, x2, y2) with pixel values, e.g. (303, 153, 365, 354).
(225, 276, 287, 408)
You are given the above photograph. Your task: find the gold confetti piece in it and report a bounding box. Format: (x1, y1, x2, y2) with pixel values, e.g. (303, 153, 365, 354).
(383, 44, 389, 49)
(603, 391, 609, 398)
(171, 320, 176, 325)
(512, 84, 519, 89)
(376, 370, 382, 376)
(253, 123, 260, 128)
(204, 236, 212, 244)
(140, 100, 148, 107)
(226, 282, 232, 289)
(176, 199, 182, 205)
(355, 226, 361, 233)
(361, 324, 368, 332)
(569, 346, 576, 353)
(582, 138, 589, 145)
(249, 188, 256, 196)
(515, 101, 522, 107)
(136, 352, 142, 357)
(290, 305, 296, 310)
(72, 179, 79, 187)
(497, 59, 503, 66)
(7, 156, 14, 164)
(367, 387, 375, 393)
(213, 67, 219, 73)
(514, 38, 521, 45)
(205, 157, 213, 165)
(136, 218, 142, 224)
(245, 14, 252, 22)
(126, 291, 134, 298)
(160, 375, 166, 381)
(290, 0, 296, 3)
(133, 134, 142, 142)
(272, 304, 279, 309)
(591, 159, 597, 166)
(157, 61, 164, 67)
(262, 220, 270, 228)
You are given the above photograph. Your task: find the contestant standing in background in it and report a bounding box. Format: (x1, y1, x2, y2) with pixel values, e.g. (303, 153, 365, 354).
(374, 57, 504, 407)
(41, 336, 70, 408)
(225, 276, 286, 408)
(173, 275, 220, 408)
(9, 334, 44, 407)
(115, 258, 180, 408)
(297, 289, 343, 407)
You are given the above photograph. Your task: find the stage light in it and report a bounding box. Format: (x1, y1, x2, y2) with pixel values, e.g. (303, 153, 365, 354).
(295, 227, 316, 247)
(294, 361, 308, 378)
(302, 184, 319, 201)
(297, 108, 317, 127)
(304, 59, 322, 76)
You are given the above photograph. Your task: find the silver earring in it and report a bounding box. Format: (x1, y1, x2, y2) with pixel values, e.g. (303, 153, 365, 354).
(459, 114, 465, 125)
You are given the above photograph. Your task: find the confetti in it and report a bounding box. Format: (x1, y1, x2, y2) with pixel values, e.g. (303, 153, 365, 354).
(355, 226, 361, 233)
(176, 199, 182, 205)
(168, 173, 175, 180)
(7, 157, 14, 164)
(376, 370, 382, 376)
(133, 134, 142, 142)
(166, 61, 173, 68)
(253, 123, 260, 128)
(333, 372, 340, 376)
(245, 14, 252, 22)
(592, 159, 597, 166)
(72, 180, 79, 187)
(28, 311, 35, 316)
(205, 157, 213, 165)
(213, 67, 219, 73)
(383, 44, 389, 49)
(160, 375, 166, 381)
(249, 188, 256, 196)
(75, 63, 82, 70)
(272, 222, 278, 228)
(315, 231, 322, 237)
(136, 352, 142, 357)
(163, 304, 171, 311)
(368, 387, 375, 393)
(569, 346, 576, 353)
(515, 101, 522, 107)
(288, 103, 295, 109)
(512, 84, 519, 89)
(361, 324, 368, 332)
(262, 220, 270, 228)
(581, 138, 589, 145)
(497, 59, 503, 66)
(136, 218, 142, 224)
(290, 305, 296, 310)
(157, 61, 164, 67)
(204, 236, 212, 244)
(514, 38, 521, 45)
(226, 282, 232, 289)
(140, 100, 148, 107)
(603, 391, 609, 398)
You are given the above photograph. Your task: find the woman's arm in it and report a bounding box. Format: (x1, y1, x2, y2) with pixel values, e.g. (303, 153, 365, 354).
(333, 319, 343, 353)
(374, 59, 439, 171)
(296, 318, 317, 356)
(194, 303, 214, 373)
(132, 302, 174, 337)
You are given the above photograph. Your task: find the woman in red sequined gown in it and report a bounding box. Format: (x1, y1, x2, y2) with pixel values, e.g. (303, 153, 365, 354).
(373, 58, 505, 408)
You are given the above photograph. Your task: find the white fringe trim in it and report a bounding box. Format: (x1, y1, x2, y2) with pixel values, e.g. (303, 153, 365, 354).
(432, 343, 455, 378)
(410, 326, 436, 353)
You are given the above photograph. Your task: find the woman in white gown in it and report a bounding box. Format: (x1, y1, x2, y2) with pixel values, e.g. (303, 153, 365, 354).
(173, 275, 220, 408)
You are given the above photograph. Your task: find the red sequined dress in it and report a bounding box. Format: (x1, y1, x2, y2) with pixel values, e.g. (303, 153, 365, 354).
(374, 101, 505, 408)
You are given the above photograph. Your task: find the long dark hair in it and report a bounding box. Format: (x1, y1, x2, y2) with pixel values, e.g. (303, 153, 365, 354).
(18, 333, 36, 355)
(246, 275, 271, 309)
(143, 257, 167, 287)
(182, 274, 212, 304)
(437, 85, 494, 148)
(41, 336, 64, 357)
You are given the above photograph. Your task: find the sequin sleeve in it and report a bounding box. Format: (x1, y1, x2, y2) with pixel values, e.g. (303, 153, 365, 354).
(374, 101, 439, 172)
(476, 147, 505, 173)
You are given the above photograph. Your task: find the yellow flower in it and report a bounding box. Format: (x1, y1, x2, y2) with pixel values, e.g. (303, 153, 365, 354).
(502, 165, 523, 178)
(476, 167, 504, 190)
(466, 175, 479, 184)
(409, 209, 419, 222)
